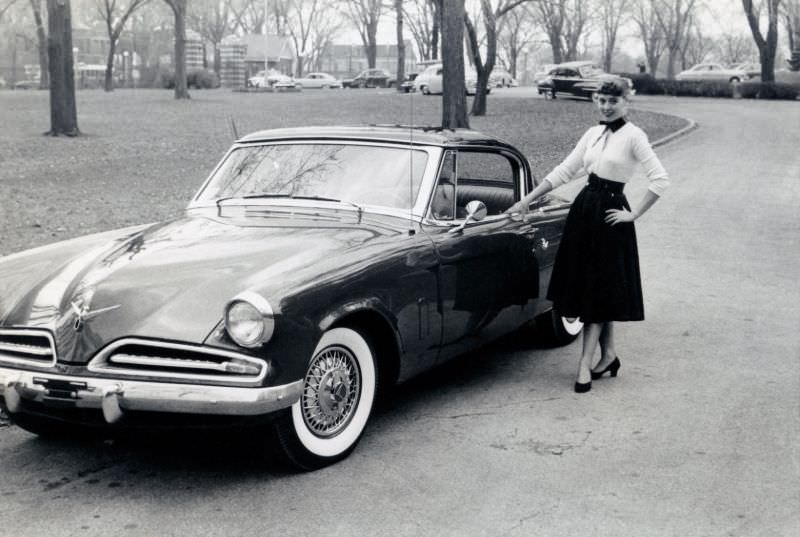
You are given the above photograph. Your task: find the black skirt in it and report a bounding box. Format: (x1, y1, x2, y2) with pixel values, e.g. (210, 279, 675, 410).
(546, 173, 644, 323)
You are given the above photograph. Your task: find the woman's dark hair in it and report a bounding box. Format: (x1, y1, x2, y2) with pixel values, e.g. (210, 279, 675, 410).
(595, 75, 631, 97)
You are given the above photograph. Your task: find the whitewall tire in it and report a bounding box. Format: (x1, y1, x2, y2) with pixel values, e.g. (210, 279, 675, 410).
(275, 327, 377, 470)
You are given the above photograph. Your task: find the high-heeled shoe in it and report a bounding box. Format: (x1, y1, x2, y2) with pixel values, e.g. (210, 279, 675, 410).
(574, 381, 592, 393)
(591, 357, 621, 380)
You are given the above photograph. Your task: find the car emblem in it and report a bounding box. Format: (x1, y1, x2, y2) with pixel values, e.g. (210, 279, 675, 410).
(71, 301, 121, 332)
(539, 238, 550, 250)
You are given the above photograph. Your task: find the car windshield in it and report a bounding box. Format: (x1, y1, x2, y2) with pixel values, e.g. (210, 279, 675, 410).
(578, 64, 605, 77)
(197, 143, 428, 210)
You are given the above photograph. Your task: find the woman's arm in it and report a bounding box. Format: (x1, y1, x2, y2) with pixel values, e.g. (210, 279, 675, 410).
(605, 189, 659, 225)
(505, 129, 592, 214)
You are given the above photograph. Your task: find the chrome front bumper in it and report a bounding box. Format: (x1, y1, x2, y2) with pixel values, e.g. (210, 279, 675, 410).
(0, 366, 303, 424)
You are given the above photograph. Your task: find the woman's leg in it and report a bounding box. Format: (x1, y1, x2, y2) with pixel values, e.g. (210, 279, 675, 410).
(578, 323, 603, 384)
(594, 322, 617, 371)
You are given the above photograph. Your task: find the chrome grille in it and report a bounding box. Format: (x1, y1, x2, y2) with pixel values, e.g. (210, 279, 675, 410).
(89, 339, 266, 383)
(0, 329, 57, 367)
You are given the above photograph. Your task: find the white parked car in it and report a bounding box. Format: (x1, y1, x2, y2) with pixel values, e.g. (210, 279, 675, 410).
(293, 72, 342, 89)
(247, 70, 296, 89)
(675, 63, 752, 83)
(413, 63, 491, 96)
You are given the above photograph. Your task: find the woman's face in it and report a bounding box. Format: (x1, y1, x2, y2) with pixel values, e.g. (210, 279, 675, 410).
(593, 93, 628, 121)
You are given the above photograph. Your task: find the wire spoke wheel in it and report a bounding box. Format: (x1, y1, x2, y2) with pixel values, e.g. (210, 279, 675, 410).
(274, 327, 377, 470)
(301, 345, 361, 438)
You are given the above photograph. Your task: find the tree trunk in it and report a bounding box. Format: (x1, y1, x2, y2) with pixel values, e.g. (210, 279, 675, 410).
(441, 0, 468, 129)
(395, 0, 405, 92)
(104, 38, 117, 92)
(170, 0, 189, 99)
(30, 0, 49, 89)
(465, 1, 495, 118)
(46, 0, 78, 136)
(366, 31, 377, 68)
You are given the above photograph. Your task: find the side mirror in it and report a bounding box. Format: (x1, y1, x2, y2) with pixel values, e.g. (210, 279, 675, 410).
(449, 200, 488, 233)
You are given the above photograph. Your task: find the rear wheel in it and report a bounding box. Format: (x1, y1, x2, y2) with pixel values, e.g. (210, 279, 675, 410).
(421, 85, 430, 95)
(729, 77, 741, 83)
(536, 309, 583, 346)
(274, 327, 377, 471)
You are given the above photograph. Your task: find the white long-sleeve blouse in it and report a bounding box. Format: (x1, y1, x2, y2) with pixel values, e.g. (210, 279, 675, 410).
(543, 122, 670, 196)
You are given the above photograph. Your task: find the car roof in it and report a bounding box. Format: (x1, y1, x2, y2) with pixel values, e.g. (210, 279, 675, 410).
(554, 61, 598, 68)
(238, 125, 518, 150)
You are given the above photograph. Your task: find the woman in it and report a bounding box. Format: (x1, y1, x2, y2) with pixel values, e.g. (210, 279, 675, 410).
(506, 77, 669, 393)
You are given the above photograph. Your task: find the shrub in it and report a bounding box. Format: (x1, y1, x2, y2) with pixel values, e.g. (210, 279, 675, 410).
(617, 73, 663, 95)
(187, 68, 220, 89)
(738, 81, 799, 100)
(157, 67, 176, 89)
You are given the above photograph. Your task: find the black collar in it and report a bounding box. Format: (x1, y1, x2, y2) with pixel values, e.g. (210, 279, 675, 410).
(599, 117, 627, 132)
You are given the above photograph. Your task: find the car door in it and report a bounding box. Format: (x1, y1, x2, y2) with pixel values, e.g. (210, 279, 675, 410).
(420, 150, 541, 362)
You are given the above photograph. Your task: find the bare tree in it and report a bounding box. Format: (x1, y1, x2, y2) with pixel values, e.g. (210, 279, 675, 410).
(532, 0, 592, 63)
(497, 3, 538, 78)
(441, 0, 467, 128)
(284, 0, 330, 77)
(162, 0, 188, 98)
(679, 20, 713, 68)
(653, 0, 697, 79)
(404, 0, 439, 61)
(46, 0, 78, 135)
(632, 0, 665, 74)
(599, 0, 629, 72)
(784, 0, 800, 52)
(742, 0, 781, 81)
(464, 0, 531, 116)
(30, 0, 49, 88)
(341, 0, 384, 68)
(95, 0, 149, 91)
(188, 0, 234, 74)
(0, 0, 20, 20)
(394, 0, 405, 90)
(716, 31, 757, 64)
(229, 0, 265, 34)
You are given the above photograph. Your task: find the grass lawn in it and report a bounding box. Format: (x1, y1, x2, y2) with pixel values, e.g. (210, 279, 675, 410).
(0, 88, 688, 256)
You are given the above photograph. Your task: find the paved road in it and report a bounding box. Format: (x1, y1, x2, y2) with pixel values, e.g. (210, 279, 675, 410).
(1, 95, 798, 537)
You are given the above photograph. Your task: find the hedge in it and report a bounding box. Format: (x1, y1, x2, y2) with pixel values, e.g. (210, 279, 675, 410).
(617, 72, 800, 100)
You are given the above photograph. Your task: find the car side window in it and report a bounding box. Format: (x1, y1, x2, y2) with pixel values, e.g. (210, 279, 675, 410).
(429, 151, 457, 220)
(455, 151, 517, 217)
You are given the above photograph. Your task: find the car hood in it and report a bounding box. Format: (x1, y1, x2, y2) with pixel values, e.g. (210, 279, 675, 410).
(0, 213, 409, 363)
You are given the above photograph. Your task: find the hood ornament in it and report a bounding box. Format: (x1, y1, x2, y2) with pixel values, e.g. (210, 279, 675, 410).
(71, 301, 121, 332)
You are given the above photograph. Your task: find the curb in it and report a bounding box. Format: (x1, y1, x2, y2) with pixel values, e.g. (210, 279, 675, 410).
(651, 117, 698, 148)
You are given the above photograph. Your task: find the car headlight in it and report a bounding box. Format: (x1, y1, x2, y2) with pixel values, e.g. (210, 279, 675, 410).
(225, 292, 274, 348)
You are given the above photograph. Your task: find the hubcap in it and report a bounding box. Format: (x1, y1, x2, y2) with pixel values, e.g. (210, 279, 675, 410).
(301, 345, 361, 437)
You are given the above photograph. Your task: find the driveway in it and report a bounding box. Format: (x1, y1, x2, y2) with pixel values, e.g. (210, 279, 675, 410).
(0, 96, 798, 537)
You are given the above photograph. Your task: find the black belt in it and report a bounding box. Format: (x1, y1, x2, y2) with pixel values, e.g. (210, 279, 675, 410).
(587, 173, 625, 193)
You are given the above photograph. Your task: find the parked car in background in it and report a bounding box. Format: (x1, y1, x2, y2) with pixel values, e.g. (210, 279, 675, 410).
(247, 70, 296, 89)
(414, 63, 491, 96)
(293, 72, 341, 89)
(13, 80, 39, 90)
(675, 63, 752, 83)
(0, 125, 581, 471)
(489, 69, 517, 87)
(533, 64, 557, 84)
(536, 61, 633, 100)
(729, 62, 761, 79)
(342, 68, 395, 88)
(399, 73, 418, 92)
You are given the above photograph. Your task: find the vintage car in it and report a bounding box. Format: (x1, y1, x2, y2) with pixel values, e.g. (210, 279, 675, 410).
(675, 62, 752, 83)
(414, 64, 492, 96)
(537, 61, 634, 100)
(293, 72, 342, 89)
(342, 68, 396, 88)
(0, 126, 582, 470)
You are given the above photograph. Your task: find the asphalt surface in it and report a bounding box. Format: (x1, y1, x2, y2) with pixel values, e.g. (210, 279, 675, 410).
(0, 93, 798, 537)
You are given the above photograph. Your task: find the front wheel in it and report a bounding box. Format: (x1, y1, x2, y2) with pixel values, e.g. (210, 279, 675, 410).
(274, 327, 377, 471)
